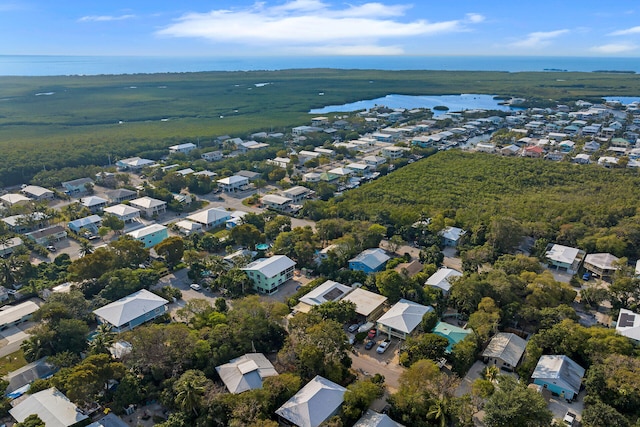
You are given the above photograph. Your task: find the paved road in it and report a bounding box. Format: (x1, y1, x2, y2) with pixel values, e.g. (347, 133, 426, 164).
(350, 349, 404, 393)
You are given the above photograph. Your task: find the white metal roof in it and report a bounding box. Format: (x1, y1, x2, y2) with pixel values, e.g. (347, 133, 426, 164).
(93, 289, 168, 328)
(275, 375, 347, 427)
(262, 194, 293, 205)
(440, 226, 466, 242)
(217, 175, 249, 185)
(10, 387, 88, 427)
(186, 207, 230, 225)
(299, 280, 352, 307)
(0, 301, 39, 326)
(377, 299, 433, 335)
(130, 196, 166, 209)
(481, 332, 527, 367)
(349, 248, 390, 270)
(584, 253, 619, 270)
(22, 185, 53, 197)
(0, 193, 31, 204)
(242, 255, 296, 278)
(127, 223, 167, 239)
(103, 204, 140, 217)
(215, 353, 278, 394)
(531, 355, 585, 395)
(425, 268, 462, 293)
(81, 196, 107, 207)
(546, 244, 581, 264)
(353, 409, 405, 427)
(341, 288, 388, 317)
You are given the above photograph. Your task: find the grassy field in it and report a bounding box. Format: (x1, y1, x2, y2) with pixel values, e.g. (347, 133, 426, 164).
(0, 349, 27, 377)
(1, 69, 640, 185)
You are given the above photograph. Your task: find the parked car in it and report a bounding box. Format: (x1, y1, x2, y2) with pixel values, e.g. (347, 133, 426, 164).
(582, 272, 591, 281)
(46, 245, 56, 252)
(367, 328, 377, 339)
(376, 340, 391, 354)
(347, 323, 360, 333)
(563, 411, 576, 426)
(190, 283, 202, 291)
(364, 340, 375, 350)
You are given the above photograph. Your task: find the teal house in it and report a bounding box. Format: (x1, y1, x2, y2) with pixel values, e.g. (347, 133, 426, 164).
(433, 321, 473, 353)
(127, 224, 168, 248)
(242, 255, 296, 294)
(531, 355, 585, 401)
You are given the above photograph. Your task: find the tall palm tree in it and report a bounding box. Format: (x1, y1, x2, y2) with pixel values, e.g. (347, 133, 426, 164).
(78, 240, 94, 257)
(427, 397, 448, 427)
(482, 365, 500, 383)
(89, 324, 115, 355)
(174, 370, 208, 417)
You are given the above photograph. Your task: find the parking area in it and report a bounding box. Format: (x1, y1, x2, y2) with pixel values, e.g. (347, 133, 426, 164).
(350, 336, 404, 392)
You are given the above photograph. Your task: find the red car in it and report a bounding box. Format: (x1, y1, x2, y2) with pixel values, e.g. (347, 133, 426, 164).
(367, 329, 377, 339)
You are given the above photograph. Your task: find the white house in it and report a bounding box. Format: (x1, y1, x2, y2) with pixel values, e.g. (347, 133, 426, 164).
(376, 299, 434, 340)
(115, 156, 155, 171)
(103, 204, 141, 223)
(261, 194, 293, 211)
(201, 150, 224, 161)
(174, 220, 203, 236)
(80, 195, 108, 213)
(129, 196, 167, 218)
(295, 280, 352, 313)
(362, 155, 387, 168)
(10, 387, 88, 427)
(215, 353, 278, 394)
(276, 375, 347, 427)
(545, 244, 586, 274)
(168, 142, 197, 154)
(440, 226, 466, 247)
(0, 193, 31, 208)
(21, 185, 54, 201)
(93, 289, 169, 332)
(283, 186, 312, 204)
(217, 175, 250, 192)
(186, 207, 231, 230)
(481, 332, 527, 371)
(341, 288, 388, 322)
(615, 308, 640, 342)
(583, 253, 619, 279)
(425, 268, 463, 295)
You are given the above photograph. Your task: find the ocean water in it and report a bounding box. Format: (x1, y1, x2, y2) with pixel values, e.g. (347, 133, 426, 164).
(1, 55, 640, 76)
(310, 93, 521, 115)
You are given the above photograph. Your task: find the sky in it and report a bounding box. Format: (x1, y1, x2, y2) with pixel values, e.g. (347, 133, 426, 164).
(3, 0, 640, 57)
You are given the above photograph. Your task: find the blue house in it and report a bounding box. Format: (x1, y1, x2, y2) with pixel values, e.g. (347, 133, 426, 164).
(68, 214, 102, 234)
(93, 289, 169, 332)
(127, 224, 168, 248)
(433, 321, 473, 353)
(349, 248, 390, 273)
(531, 355, 585, 401)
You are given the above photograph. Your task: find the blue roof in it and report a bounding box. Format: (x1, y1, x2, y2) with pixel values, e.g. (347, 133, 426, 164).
(433, 321, 472, 353)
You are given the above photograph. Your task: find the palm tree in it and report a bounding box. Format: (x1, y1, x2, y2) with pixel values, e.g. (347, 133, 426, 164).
(89, 324, 115, 355)
(482, 365, 500, 383)
(427, 397, 448, 427)
(78, 240, 94, 257)
(174, 370, 208, 417)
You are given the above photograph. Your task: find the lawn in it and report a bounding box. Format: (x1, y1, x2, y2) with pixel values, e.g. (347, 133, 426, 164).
(0, 349, 28, 377)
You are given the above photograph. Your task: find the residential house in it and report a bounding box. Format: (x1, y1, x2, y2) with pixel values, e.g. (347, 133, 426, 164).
(223, 249, 257, 267)
(80, 195, 108, 213)
(168, 142, 197, 154)
(500, 144, 521, 156)
(236, 170, 262, 182)
(314, 244, 339, 265)
(261, 194, 293, 211)
(129, 196, 167, 218)
(283, 186, 312, 204)
(381, 146, 406, 159)
(5, 358, 56, 398)
(349, 248, 390, 273)
(394, 260, 424, 278)
(341, 288, 388, 323)
(377, 299, 434, 340)
(10, 387, 89, 427)
(372, 132, 395, 143)
(481, 332, 527, 371)
(193, 170, 217, 180)
(545, 244, 586, 274)
(440, 226, 466, 247)
(115, 156, 155, 171)
(524, 145, 544, 158)
(531, 355, 585, 401)
(68, 215, 102, 234)
(87, 413, 129, 427)
(573, 153, 591, 164)
(201, 150, 224, 162)
(225, 210, 248, 229)
(93, 289, 169, 332)
(311, 116, 329, 126)
(615, 308, 640, 342)
(433, 321, 473, 353)
(104, 188, 137, 204)
(268, 157, 291, 168)
(242, 255, 296, 294)
(314, 147, 335, 156)
(2, 213, 48, 234)
(583, 253, 619, 279)
(318, 171, 339, 182)
(0, 193, 31, 208)
(21, 185, 54, 201)
(362, 155, 387, 168)
(175, 168, 194, 176)
(275, 375, 347, 427)
(62, 177, 93, 195)
(328, 167, 353, 177)
(298, 150, 321, 163)
(103, 204, 141, 223)
(174, 220, 203, 236)
(127, 224, 168, 248)
(186, 207, 231, 230)
(26, 226, 67, 245)
(216, 353, 279, 394)
(582, 140, 601, 152)
(354, 410, 405, 427)
(303, 172, 322, 183)
(0, 237, 23, 258)
(346, 163, 371, 176)
(217, 175, 250, 192)
(241, 140, 269, 151)
(294, 280, 352, 314)
(475, 143, 496, 153)
(292, 125, 322, 135)
(425, 268, 463, 296)
(0, 301, 39, 330)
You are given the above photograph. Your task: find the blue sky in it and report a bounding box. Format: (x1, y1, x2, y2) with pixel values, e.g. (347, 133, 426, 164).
(3, 0, 640, 56)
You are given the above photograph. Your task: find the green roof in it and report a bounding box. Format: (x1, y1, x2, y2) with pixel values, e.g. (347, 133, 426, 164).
(433, 321, 472, 353)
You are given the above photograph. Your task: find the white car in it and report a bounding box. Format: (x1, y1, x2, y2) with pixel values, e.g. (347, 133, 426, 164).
(190, 283, 202, 291)
(376, 340, 391, 354)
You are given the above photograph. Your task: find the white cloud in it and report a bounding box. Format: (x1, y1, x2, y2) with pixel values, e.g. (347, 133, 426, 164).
(78, 14, 135, 22)
(609, 26, 640, 36)
(591, 43, 637, 54)
(156, 1, 484, 54)
(509, 29, 569, 49)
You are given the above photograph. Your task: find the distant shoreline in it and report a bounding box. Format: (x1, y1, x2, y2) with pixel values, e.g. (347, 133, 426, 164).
(2, 55, 640, 76)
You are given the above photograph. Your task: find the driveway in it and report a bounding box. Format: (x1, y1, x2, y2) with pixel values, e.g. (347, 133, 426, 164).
(0, 321, 37, 358)
(350, 337, 404, 392)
